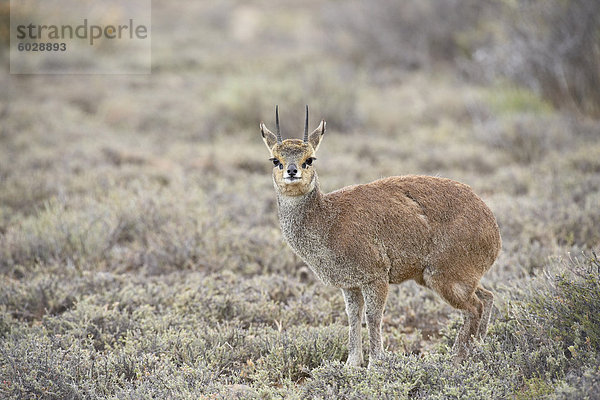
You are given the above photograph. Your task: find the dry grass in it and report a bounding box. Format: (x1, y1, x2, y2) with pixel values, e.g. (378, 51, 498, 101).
(1, 0, 599, 398)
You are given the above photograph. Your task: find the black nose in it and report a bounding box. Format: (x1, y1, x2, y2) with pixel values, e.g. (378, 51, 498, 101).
(287, 163, 298, 176)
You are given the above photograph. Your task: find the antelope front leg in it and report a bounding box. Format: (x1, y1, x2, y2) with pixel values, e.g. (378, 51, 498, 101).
(342, 288, 364, 367)
(362, 280, 389, 368)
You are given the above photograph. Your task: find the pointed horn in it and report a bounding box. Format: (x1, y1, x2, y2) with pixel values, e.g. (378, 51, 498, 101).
(303, 105, 309, 143)
(275, 105, 282, 144)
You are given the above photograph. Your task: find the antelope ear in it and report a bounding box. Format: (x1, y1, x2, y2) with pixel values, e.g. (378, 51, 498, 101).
(308, 120, 326, 152)
(260, 122, 278, 154)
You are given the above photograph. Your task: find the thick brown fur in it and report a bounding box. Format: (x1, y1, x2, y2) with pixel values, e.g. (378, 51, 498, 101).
(261, 117, 501, 368)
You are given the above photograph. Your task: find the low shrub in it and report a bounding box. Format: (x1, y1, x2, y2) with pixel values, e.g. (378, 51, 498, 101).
(525, 254, 600, 354)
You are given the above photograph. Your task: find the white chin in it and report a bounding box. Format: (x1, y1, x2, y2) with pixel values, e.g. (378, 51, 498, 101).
(283, 178, 301, 184)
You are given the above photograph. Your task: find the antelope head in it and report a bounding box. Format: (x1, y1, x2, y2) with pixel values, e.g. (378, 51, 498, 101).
(260, 105, 326, 197)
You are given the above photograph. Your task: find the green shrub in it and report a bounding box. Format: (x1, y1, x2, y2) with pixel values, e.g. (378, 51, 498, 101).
(525, 254, 600, 353)
(250, 325, 347, 385)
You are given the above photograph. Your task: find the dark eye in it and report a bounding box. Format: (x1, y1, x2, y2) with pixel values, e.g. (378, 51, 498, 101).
(302, 157, 315, 168)
(270, 158, 284, 169)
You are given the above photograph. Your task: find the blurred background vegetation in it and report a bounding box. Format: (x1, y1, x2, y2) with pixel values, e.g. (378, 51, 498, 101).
(1, 0, 599, 398)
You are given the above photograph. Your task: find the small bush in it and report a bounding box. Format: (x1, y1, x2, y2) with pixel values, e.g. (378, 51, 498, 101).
(250, 325, 347, 385)
(477, 113, 572, 164)
(525, 254, 600, 353)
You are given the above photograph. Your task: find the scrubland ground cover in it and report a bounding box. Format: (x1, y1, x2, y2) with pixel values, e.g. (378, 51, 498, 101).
(1, 0, 600, 398)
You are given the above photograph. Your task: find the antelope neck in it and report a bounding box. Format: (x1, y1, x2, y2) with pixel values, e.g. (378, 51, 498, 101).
(275, 175, 324, 228)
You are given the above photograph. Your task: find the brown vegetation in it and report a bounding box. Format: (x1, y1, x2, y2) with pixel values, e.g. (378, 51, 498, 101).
(1, 0, 599, 398)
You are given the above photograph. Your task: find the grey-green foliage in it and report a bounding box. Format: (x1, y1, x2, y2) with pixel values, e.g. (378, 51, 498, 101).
(0, 267, 344, 399)
(2, 255, 600, 399)
(297, 255, 600, 400)
(525, 255, 600, 353)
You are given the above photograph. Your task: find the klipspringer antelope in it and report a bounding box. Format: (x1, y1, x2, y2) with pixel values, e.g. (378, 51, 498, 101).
(260, 106, 501, 368)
